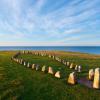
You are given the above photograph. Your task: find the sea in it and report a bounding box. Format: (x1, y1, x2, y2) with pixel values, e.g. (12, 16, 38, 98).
(0, 46, 100, 55)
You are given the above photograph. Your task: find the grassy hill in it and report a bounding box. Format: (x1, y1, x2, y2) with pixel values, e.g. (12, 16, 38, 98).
(0, 51, 100, 100)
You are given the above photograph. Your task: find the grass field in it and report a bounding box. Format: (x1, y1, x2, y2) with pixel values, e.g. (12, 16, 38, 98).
(0, 51, 100, 100)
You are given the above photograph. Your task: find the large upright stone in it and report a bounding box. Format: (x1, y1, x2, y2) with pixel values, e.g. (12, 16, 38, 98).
(49, 55, 51, 58)
(89, 69, 94, 80)
(93, 68, 100, 89)
(52, 56, 55, 59)
(67, 62, 70, 66)
(62, 60, 66, 65)
(42, 65, 46, 72)
(35, 64, 40, 71)
(48, 67, 54, 74)
(16, 59, 18, 62)
(70, 63, 74, 69)
(17, 59, 19, 63)
(58, 58, 62, 63)
(55, 57, 58, 61)
(55, 71, 61, 78)
(32, 64, 35, 69)
(27, 62, 30, 68)
(41, 53, 44, 56)
(22, 50, 25, 54)
(78, 66, 82, 72)
(75, 65, 78, 71)
(20, 59, 23, 64)
(68, 72, 77, 85)
(24, 62, 26, 66)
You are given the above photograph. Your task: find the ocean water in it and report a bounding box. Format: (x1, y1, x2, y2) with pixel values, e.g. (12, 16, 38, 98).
(0, 46, 100, 55)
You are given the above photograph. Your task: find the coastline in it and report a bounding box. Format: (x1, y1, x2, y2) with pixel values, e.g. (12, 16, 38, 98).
(0, 46, 100, 55)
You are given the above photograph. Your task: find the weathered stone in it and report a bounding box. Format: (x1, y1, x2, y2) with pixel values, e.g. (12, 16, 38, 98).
(68, 72, 77, 85)
(42, 65, 46, 72)
(75, 65, 78, 71)
(55, 57, 59, 61)
(78, 66, 82, 72)
(67, 62, 70, 66)
(89, 69, 94, 80)
(48, 67, 54, 74)
(58, 59, 62, 62)
(32, 64, 35, 69)
(16, 59, 19, 63)
(24, 62, 26, 66)
(35, 64, 40, 71)
(62, 60, 66, 65)
(20, 59, 23, 64)
(22, 50, 25, 54)
(41, 53, 44, 56)
(49, 55, 51, 58)
(52, 56, 55, 59)
(27, 62, 30, 68)
(93, 68, 100, 89)
(70, 63, 74, 69)
(55, 71, 61, 78)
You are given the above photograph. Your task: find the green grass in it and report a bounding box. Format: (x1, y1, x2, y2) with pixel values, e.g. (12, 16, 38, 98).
(0, 51, 100, 100)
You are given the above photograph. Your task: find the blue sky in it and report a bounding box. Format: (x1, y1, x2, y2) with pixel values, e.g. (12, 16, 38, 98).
(0, 0, 100, 46)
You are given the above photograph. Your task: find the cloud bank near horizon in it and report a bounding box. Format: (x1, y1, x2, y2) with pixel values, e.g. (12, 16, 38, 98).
(0, 0, 100, 46)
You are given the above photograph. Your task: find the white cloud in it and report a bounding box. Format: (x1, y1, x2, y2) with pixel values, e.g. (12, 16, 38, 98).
(0, 0, 100, 46)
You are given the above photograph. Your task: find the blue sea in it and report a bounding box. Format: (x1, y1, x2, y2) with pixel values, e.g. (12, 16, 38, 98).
(0, 46, 100, 55)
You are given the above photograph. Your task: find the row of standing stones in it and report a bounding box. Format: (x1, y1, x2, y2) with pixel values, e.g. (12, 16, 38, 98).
(11, 51, 100, 89)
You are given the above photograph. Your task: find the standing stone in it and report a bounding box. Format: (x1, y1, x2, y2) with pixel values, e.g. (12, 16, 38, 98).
(16, 59, 19, 63)
(89, 69, 94, 80)
(48, 67, 54, 74)
(67, 62, 70, 66)
(93, 68, 100, 89)
(22, 50, 25, 54)
(70, 63, 74, 69)
(27, 62, 30, 68)
(18, 59, 20, 63)
(42, 65, 46, 72)
(35, 64, 40, 71)
(78, 66, 82, 72)
(62, 60, 65, 64)
(75, 65, 78, 71)
(55, 57, 58, 61)
(62, 60, 66, 65)
(18, 59, 21, 64)
(68, 72, 77, 85)
(57, 58, 61, 62)
(24, 62, 26, 66)
(32, 64, 35, 69)
(52, 56, 55, 59)
(55, 71, 61, 78)
(20, 59, 23, 64)
(58, 59, 62, 63)
(49, 55, 51, 58)
(64, 62, 67, 65)
(41, 53, 44, 56)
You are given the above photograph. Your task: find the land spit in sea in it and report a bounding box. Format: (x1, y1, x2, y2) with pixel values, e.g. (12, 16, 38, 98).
(0, 50, 100, 100)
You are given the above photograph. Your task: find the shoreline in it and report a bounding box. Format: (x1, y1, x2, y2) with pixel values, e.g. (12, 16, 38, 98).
(0, 50, 100, 56)
(0, 46, 100, 55)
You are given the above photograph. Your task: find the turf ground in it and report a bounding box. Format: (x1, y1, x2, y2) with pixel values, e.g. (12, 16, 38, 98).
(0, 51, 100, 100)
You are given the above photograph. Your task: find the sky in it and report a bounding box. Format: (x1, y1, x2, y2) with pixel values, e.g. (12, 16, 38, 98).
(0, 0, 100, 46)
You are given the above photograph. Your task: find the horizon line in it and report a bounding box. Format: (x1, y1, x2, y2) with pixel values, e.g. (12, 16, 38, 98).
(0, 45, 100, 47)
